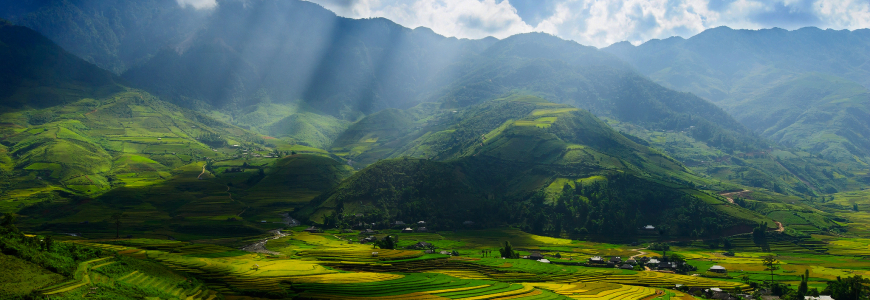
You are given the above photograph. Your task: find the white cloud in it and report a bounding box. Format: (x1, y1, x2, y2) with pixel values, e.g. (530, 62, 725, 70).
(177, 0, 217, 10)
(303, 0, 870, 47)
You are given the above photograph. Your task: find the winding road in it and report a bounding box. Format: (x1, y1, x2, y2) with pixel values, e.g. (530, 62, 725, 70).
(718, 189, 750, 204)
(197, 165, 206, 180)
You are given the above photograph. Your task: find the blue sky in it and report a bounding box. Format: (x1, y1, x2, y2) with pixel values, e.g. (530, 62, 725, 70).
(177, 0, 870, 47)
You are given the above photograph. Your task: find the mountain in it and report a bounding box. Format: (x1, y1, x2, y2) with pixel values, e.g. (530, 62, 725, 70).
(0, 20, 357, 238)
(0, 0, 209, 74)
(0, 19, 121, 110)
(723, 73, 870, 161)
(430, 33, 763, 153)
(121, 0, 495, 119)
(298, 96, 774, 237)
(604, 26, 870, 103)
(604, 26, 870, 164)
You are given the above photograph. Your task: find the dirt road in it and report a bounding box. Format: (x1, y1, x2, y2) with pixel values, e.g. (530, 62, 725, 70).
(719, 189, 750, 204)
(197, 165, 206, 180)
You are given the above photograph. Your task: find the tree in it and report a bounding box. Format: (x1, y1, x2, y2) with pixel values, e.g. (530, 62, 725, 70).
(111, 213, 125, 238)
(43, 235, 53, 252)
(855, 204, 860, 212)
(823, 275, 870, 300)
(375, 235, 396, 249)
(1, 213, 17, 231)
(797, 269, 809, 298)
(499, 241, 519, 259)
(762, 255, 780, 284)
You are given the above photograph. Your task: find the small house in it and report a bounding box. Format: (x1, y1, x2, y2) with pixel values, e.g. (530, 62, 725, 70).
(644, 225, 655, 230)
(529, 252, 544, 260)
(708, 265, 727, 274)
(626, 259, 637, 265)
(402, 227, 414, 233)
(647, 259, 660, 265)
(620, 264, 634, 270)
(304, 226, 322, 233)
(394, 221, 406, 226)
(639, 256, 650, 263)
(411, 242, 432, 249)
(440, 251, 450, 255)
(537, 259, 551, 264)
(418, 221, 426, 225)
(588, 256, 604, 264)
(371, 252, 379, 257)
(416, 227, 428, 233)
(610, 257, 622, 264)
(658, 262, 677, 270)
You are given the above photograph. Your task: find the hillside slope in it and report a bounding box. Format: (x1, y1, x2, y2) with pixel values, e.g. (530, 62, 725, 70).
(302, 96, 774, 237)
(724, 73, 870, 162)
(604, 26, 870, 164)
(0, 19, 121, 110)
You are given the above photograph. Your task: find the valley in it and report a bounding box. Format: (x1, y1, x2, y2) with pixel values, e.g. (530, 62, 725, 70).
(2, 1, 870, 299)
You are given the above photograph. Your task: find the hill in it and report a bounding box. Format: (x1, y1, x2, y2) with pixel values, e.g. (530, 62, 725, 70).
(723, 73, 870, 162)
(0, 0, 209, 74)
(0, 20, 355, 238)
(603, 26, 870, 103)
(121, 0, 494, 118)
(604, 26, 870, 164)
(0, 19, 122, 110)
(301, 96, 774, 237)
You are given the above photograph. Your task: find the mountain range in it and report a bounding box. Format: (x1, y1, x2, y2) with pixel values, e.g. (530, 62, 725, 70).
(0, 0, 867, 239)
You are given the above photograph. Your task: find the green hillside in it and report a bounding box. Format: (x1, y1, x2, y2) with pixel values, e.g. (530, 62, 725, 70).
(303, 95, 774, 238)
(723, 73, 870, 163)
(605, 27, 870, 165)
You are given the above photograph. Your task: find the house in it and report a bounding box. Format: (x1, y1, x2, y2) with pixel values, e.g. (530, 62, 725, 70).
(363, 229, 378, 234)
(537, 259, 551, 264)
(416, 227, 428, 233)
(402, 227, 414, 233)
(371, 252, 379, 257)
(588, 256, 604, 264)
(708, 265, 727, 274)
(619, 264, 634, 270)
(647, 259, 660, 265)
(418, 221, 426, 225)
(804, 296, 834, 300)
(639, 256, 650, 263)
(658, 262, 677, 270)
(341, 229, 356, 233)
(610, 257, 622, 264)
(304, 226, 322, 233)
(394, 221, 406, 226)
(424, 249, 435, 254)
(644, 225, 655, 230)
(626, 259, 637, 265)
(440, 251, 450, 255)
(360, 236, 377, 244)
(529, 252, 544, 260)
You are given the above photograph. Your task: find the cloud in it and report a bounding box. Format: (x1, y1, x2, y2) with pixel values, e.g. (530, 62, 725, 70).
(177, 0, 217, 9)
(303, 0, 870, 47)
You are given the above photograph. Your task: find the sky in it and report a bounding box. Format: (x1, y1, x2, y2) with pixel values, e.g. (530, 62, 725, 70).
(177, 0, 870, 48)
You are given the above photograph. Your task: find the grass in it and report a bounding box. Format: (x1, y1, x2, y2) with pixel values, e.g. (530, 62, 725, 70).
(0, 253, 65, 297)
